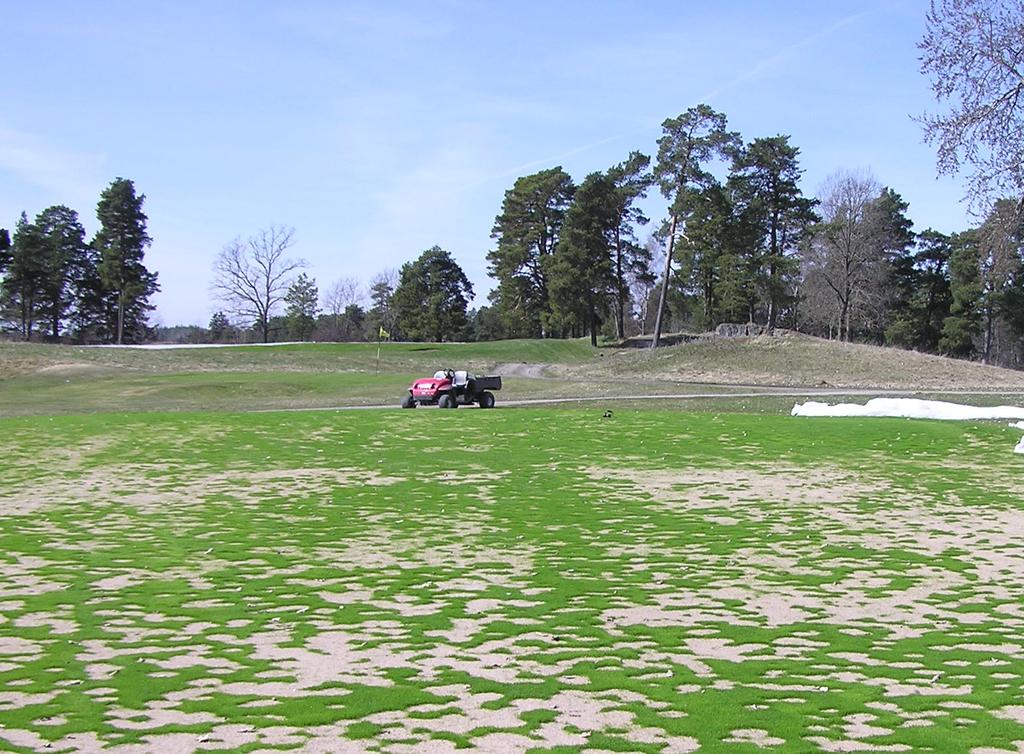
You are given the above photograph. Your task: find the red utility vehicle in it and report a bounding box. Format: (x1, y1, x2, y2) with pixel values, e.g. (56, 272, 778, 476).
(401, 369, 502, 409)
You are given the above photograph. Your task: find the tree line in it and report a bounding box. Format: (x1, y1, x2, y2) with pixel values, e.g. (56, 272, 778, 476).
(190, 114, 1023, 370)
(195, 0, 1024, 367)
(10, 2, 1021, 367)
(0, 178, 158, 344)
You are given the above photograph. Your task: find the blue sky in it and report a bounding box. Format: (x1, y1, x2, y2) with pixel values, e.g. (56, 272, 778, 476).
(2, 0, 968, 326)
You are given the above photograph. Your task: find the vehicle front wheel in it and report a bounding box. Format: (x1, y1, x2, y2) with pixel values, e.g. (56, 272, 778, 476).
(401, 395, 416, 409)
(439, 393, 456, 409)
(478, 391, 495, 408)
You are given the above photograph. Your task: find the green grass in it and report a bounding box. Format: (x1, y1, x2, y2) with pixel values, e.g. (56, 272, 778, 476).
(5, 337, 1024, 417)
(0, 408, 1022, 751)
(0, 339, 604, 415)
(0, 338, 599, 376)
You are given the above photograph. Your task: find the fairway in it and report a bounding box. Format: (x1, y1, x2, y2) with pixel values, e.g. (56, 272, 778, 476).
(1, 408, 1023, 753)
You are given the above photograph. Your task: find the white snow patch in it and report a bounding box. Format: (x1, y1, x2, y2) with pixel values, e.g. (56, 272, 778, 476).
(1011, 421, 1024, 430)
(792, 398, 1024, 421)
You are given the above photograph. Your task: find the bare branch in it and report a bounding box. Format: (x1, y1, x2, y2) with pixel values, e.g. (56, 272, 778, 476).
(322, 276, 364, 317)
(210, 225, 306, 342)
(918, 0, 1024, 208)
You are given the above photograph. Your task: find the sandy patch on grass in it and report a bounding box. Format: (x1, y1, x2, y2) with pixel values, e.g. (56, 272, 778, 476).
(726, 728, 786, 747)
(0, 464, 403, 517)
(34, 362, 114, 376)
(584, 464, 886, 510)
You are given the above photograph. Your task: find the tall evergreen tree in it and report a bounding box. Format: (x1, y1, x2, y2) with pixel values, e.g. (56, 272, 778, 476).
(652, 105, 741, 346)
(885, 229, 953, 352)
(284, 272, 319, 341)
(674, 181, 735, 328)
(939, 230, 983, 357)
(548, 172, 618, 345)
(69, 244, 106, 343)
(208, 311, 236, 342)
(35, 205, 88, 339)
(365, 270, 397, 340)
(486, 167, 575, 337)
(94, 178, 159, 343)
(0, 229, 10, 272)
(607, 152, 653, 339)
(729, 136, 818, 330)
(2, 213, 47, 339)
(393, 246, 473, 342)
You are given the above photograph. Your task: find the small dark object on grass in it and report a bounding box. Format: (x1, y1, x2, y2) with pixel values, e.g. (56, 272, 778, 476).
(602, 409, 613, 418)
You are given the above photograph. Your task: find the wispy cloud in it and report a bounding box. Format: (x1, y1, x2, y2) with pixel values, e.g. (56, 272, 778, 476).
(700, 10, 872, 103)
(0, 127, 106, 210)
(474, 7, 880, 183)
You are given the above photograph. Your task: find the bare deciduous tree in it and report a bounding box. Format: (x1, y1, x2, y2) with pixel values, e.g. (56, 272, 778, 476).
(211, 226, 304, 343)
(322, 276, 363, 318)
(320, 276, 363, 341)
(977, 199, 1024, 361)
(919, 0, 1024, 208)
(802, 172, 888, 341)
(628, 236, 662, 336)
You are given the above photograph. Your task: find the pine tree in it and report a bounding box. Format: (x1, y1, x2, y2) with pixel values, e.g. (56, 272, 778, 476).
(284, 273, 319, 341)
(0, 229, 10, 272)
(652, 105, 741, 346)
(885, 229, 953, 352)
(729, 136, 818, 330)
(939, 231, 983, 357)
(35, 205, 88, 339)
(2, 213, 47, 340)
(365, 271, 396, 340)
(209, 311, 236, 342)
(393, 246, 473, 342)
(607, 152, 653, 339)
(548, 172, 617, 345)
(94, 178, 159, 343)
(487, 168, 575, 337)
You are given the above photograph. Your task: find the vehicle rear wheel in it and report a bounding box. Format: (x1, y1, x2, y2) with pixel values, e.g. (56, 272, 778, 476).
(478, 391, 495, 408)
(401, 395, 416, 409)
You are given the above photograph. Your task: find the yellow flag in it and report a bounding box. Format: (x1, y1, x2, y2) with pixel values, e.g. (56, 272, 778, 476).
(379, 326, 390, 340)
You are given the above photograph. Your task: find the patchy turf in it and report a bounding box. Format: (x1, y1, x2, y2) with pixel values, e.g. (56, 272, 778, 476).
(1, 408, 1022, 752)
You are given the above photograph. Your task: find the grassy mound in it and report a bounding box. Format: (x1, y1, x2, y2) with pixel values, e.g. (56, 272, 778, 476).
(2, 335, 1023, 416)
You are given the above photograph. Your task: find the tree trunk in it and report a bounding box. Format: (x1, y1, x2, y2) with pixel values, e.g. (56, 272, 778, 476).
(767, 209, 779, 333)
(614, 227, 625, 340)
(703, 277, 713, 326)
(652, 214, 678, 349)
(116, 287, 125, 345)
(983, 306, 994, 364)
(588, 296, 598, 347)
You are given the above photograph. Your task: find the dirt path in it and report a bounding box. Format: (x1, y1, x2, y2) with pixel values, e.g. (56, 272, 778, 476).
(269, 387, 1024, 412)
